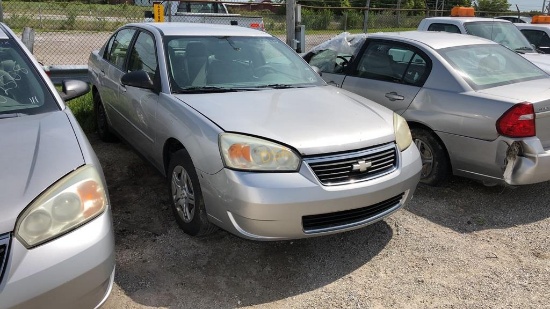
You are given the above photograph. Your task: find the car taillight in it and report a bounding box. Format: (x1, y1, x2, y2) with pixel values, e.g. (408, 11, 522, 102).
(496, 102, 535, 138)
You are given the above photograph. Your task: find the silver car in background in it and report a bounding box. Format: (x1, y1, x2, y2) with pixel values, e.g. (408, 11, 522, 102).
(88, 23, 421, 240)
(0, 23, 114, 308)
(304, 31, 550, 186)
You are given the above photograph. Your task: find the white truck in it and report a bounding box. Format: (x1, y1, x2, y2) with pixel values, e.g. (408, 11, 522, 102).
(417, 13, 550, 73)
(146, 1, 264, 31)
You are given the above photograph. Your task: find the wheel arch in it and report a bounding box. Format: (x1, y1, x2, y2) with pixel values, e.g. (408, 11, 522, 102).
(407, 121, 453, 172)
(163, 138, 185, 176)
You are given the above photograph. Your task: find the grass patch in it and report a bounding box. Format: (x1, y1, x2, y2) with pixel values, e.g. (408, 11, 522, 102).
(66, 91, 95, 134)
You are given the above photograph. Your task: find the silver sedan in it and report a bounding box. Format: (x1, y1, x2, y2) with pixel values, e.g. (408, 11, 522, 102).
(304, 31, 550, 186)
(0, 23, 114, 308)
(88, 23, 421, 240)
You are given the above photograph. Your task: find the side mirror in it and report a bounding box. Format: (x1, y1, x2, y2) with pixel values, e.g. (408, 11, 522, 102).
(59, 80, 90, 102)
(311, 65, 322, 76)
(121, 71, 154, 90)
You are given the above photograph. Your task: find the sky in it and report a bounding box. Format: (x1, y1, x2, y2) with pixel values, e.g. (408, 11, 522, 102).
(508, 0, 547, 12)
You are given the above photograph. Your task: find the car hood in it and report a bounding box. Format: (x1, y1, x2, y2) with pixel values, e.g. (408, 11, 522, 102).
(522, 53, 550, 74)
(175, 86, 395, 155)
(0, 111, 84, 233)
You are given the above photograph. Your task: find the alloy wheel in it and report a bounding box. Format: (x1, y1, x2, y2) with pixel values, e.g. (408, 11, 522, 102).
(414, 139, 434, 178)
(171, 165, 195, 223)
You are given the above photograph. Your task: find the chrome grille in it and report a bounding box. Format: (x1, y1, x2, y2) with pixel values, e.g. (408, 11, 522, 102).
(302, 193, 404, 233)
(0, 233, 9, 284)
(304, 143, 398, 186)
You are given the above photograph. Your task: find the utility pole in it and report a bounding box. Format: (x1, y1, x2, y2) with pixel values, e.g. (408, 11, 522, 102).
(362, 0, 370, 33)
(286, 0, 296, 48)
(543, 0, 547, 14)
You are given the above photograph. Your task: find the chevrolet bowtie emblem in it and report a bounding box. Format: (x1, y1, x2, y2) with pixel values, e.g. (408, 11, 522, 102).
(352, 160, 372, 173)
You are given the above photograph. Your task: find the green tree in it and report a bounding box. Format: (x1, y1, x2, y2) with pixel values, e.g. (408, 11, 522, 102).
(474, 0, 510, 12)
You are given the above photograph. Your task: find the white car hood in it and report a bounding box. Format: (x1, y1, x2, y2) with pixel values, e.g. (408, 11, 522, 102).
(0, 111, 84, 233)
(175, 86, 395, 155)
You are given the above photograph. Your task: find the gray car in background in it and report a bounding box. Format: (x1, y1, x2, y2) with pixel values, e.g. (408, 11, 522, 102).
(304, 31, 550, 186)
(0, 23, 114, 308)
(88, 23, 421, 240)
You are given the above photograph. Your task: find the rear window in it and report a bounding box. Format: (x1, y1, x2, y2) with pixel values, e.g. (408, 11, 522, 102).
(464, 21, 536, 53)
(0, 39, 57, 116)
(438, 44, 548, 90)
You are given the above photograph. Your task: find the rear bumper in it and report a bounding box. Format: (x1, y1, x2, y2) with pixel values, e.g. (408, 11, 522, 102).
(0, 211, 115, 309)
(443, 133, 550, 185)
(504, 137, 550, 185)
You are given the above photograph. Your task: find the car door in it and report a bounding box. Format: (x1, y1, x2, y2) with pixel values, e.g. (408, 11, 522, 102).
(101, 28, 137, 133)
(121, 30, 159, 160)
(340, 40, 431, 114)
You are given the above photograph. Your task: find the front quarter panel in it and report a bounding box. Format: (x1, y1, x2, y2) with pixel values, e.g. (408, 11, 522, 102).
(153, 93, 225, 176)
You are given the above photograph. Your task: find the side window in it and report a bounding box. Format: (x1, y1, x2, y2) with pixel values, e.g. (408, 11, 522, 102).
(427, 23, 461, 34)
(107, 28, 136, 70)
(354, 42, 429, 86)
(521, 30, 550, 49)
(308, 50, 352, 74)
(128, 31, 157, 76)
(103, 36, 115, 61)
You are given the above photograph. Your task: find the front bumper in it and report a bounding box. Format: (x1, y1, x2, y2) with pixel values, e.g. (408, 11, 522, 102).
(201, 145, 421, 240)
(0, 211, 115, 309)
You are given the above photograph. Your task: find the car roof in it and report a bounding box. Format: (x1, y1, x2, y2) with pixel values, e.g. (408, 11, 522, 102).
(515, 23, 550, 29)
(424, 16, 512, 23)
(123, 22, 271, 37)
(496, 15, 532, 21)
(368, 30, 496, 50)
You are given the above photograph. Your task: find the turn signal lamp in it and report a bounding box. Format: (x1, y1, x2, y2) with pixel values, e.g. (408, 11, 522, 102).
(451, 6, 475, 17)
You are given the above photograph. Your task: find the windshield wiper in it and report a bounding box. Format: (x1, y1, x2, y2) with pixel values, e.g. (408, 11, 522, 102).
(174, 86, 240, 94)
(0, 113, 21, 119)
(253, 84, 301, 89)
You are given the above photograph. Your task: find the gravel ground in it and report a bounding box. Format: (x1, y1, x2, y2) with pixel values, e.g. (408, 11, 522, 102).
(89, 134, 550, 309)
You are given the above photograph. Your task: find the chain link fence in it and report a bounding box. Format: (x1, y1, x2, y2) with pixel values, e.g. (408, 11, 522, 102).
(0, 1, 516, 66)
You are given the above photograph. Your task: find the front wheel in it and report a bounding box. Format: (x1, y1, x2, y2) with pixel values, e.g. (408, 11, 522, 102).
(411, 128, 450, 186)
(168, 149, 217, 236)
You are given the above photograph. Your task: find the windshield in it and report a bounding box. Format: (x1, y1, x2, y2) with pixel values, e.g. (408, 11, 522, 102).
(0, 39, 57, 116)
(464, 21, 536, 53)
(439, 44, 547, 90)
(165, 36, 325, 93)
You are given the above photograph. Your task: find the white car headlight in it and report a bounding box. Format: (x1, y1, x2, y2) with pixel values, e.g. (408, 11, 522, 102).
(219, 133, 301, 171)
(394, 113, 412, 151)
(15, 165, 108, 248)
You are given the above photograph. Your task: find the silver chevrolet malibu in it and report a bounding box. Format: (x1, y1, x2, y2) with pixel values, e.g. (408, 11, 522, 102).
(88, 23, 421, 240)
(305, 31, 550, 186)
(0, 24, 114, 308)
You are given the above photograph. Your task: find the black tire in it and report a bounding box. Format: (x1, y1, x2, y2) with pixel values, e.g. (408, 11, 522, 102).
(411, 127, 450, 186)
(94, 92, 117, 142)
(168, 149, 217, 236)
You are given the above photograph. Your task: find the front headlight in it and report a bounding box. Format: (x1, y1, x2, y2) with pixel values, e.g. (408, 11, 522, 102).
(15, 165, 108, 248)
(219, 133, 301, 171)
(394, 113, 412, 151)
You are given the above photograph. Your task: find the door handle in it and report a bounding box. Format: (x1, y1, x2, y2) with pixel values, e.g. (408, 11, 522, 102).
(385, 92, 404, 101)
